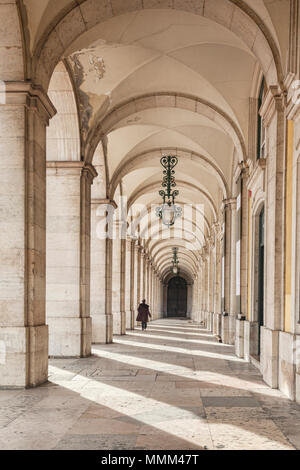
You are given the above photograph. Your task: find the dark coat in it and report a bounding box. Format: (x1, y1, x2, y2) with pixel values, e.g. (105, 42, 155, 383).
(136, 303, 151, 323)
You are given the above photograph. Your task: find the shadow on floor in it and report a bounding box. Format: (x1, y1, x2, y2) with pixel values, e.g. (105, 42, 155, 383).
(0, 319, 299, 450)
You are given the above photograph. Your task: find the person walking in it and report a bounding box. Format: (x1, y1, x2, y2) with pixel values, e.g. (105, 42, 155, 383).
(136, 299, 152, 330)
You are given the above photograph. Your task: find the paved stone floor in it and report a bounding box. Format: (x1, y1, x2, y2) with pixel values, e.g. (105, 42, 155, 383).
(1, 319, 300, 450)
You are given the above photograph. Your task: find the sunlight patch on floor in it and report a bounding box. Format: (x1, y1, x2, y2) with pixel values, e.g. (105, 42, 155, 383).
(146, 327, 215, 338)
(112, 337, 244, 362)
(149, 324, 209, 333)
(48, 365, 206, 448)
(91, 346, 266, 390)
(126, 331, 232, 347)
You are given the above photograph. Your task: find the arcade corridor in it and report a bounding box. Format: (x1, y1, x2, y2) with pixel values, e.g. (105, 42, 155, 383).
(0, 319, 299, 451)
(1, 1, 300, 453)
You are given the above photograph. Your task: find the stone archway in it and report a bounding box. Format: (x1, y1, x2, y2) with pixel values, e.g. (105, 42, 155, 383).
(33, 0, 282, 90)
(167, 276, 188, 318)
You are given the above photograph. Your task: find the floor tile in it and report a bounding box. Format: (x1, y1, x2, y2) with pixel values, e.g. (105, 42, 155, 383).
(0, 319, 299, 450)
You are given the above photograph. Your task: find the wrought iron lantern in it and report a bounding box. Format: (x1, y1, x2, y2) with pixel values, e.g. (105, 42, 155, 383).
(172, 247, 179, 275)
(156, 156, 182, 227)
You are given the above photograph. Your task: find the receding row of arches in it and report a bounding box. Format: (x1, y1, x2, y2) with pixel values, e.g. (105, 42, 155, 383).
(0, 0, 299, 407)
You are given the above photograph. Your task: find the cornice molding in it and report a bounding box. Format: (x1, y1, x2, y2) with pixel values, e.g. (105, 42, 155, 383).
(260, 86, 286, 127)
(90, 198, 118, 209)
(0, 81, 56, 123)
(47, 161, 97, 180)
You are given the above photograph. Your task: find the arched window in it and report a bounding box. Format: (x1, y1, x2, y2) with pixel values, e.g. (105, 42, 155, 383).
(257, 77, 267, 160)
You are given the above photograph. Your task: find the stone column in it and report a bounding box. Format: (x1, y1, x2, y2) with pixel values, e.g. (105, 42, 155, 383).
(152, 270, 157, 320)
(200, 251, 206, 327)
(144, 256, 148, 303)
(90, 199, 115, 344)
(197, 267, 203, 324)
(191, 277, 196, 321)
(0, 83, 55, 388)
(156, 274, 161, 319)
(135, 244, 142, 326)
(260, 87, 286, 388)
(145, 254, 149, 303)
(199, 257, 205, 325)
(208, 235, 218, 336)
(46, 162, 96, 357)
(153, 270, 157, 319)
(203, 245, 211, 330)
(240, 163, 250, 318)
(213, 224, 222, 337)
(235, 163, 250, 357)
(141, 249, 146, 301)
(112, 221, 126, 335)
(120, 235, 127, 331)
(149, 264, 153, 319)
(124, 237, 132, 330)
(130, 239, 137, 329)
(222, 198, 237, 345)
(103, 233, 114, 347)
(158, 276, 163, 318)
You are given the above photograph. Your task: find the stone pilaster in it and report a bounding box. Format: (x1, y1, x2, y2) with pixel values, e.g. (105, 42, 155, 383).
(260, 86, 286, 388)
(134, 243, 142, 326)
(141, 249, 146, 301)
(130, 239, 137, 329)
(46, 162, 97, 357)
(90, 199, 116, 344)
(146, 259, 150, 304)
(0, 82, 56, 387)
(222, 198, 237, 345)
(124, 237, 133, 330)
(240, 162, 250, 320)
(112, 220, 126, 335)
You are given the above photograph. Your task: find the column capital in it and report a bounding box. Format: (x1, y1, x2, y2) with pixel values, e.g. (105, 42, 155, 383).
(114, 219, 127, 227)
(260, 85, 286, 126)
(0, 81, 57, 124)
(207, 234, 215, 249)
(82, 163, 98, 182)
(126, 235, 135, 244)
(201, 244, 209, 260)
(91, 198, 118, 209)
(238, 160, 250, 179)
(47, 161, 98, 182)
(213, 221, 224, 241)
(222, 197, 237, 211)
(140, 247, 146, 257)
(137, 244, 144, 255)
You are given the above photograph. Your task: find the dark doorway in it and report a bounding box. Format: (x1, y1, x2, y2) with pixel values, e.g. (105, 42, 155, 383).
(258, 207, 265, 355)
(167, 277, 187, 318)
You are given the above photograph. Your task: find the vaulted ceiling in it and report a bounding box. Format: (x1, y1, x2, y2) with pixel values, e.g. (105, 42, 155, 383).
(33, 0, 289, 281)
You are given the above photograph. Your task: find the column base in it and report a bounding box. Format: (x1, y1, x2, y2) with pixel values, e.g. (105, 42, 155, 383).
(235, 318, 245, 358)
(0, 325, 48, 389)
(125, 310, 132, 330)
(130, 310, 136, 329)
(92, 314, 113, 344)
(134, 310, 139, 327)
(228, 314, 236, 345)
(244, 321, 259, 362)
(261, 327, 279, 388)
(200, 311, 206, 328)
(296, 371, 300, 405)
(221, 314, 229, 344)
(206, 312, 213, 332)
(113, 311, 126, 336)
(213, 313, 222, 336)
(278, 331, 298, 401)
(48, 317, 92, 358)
